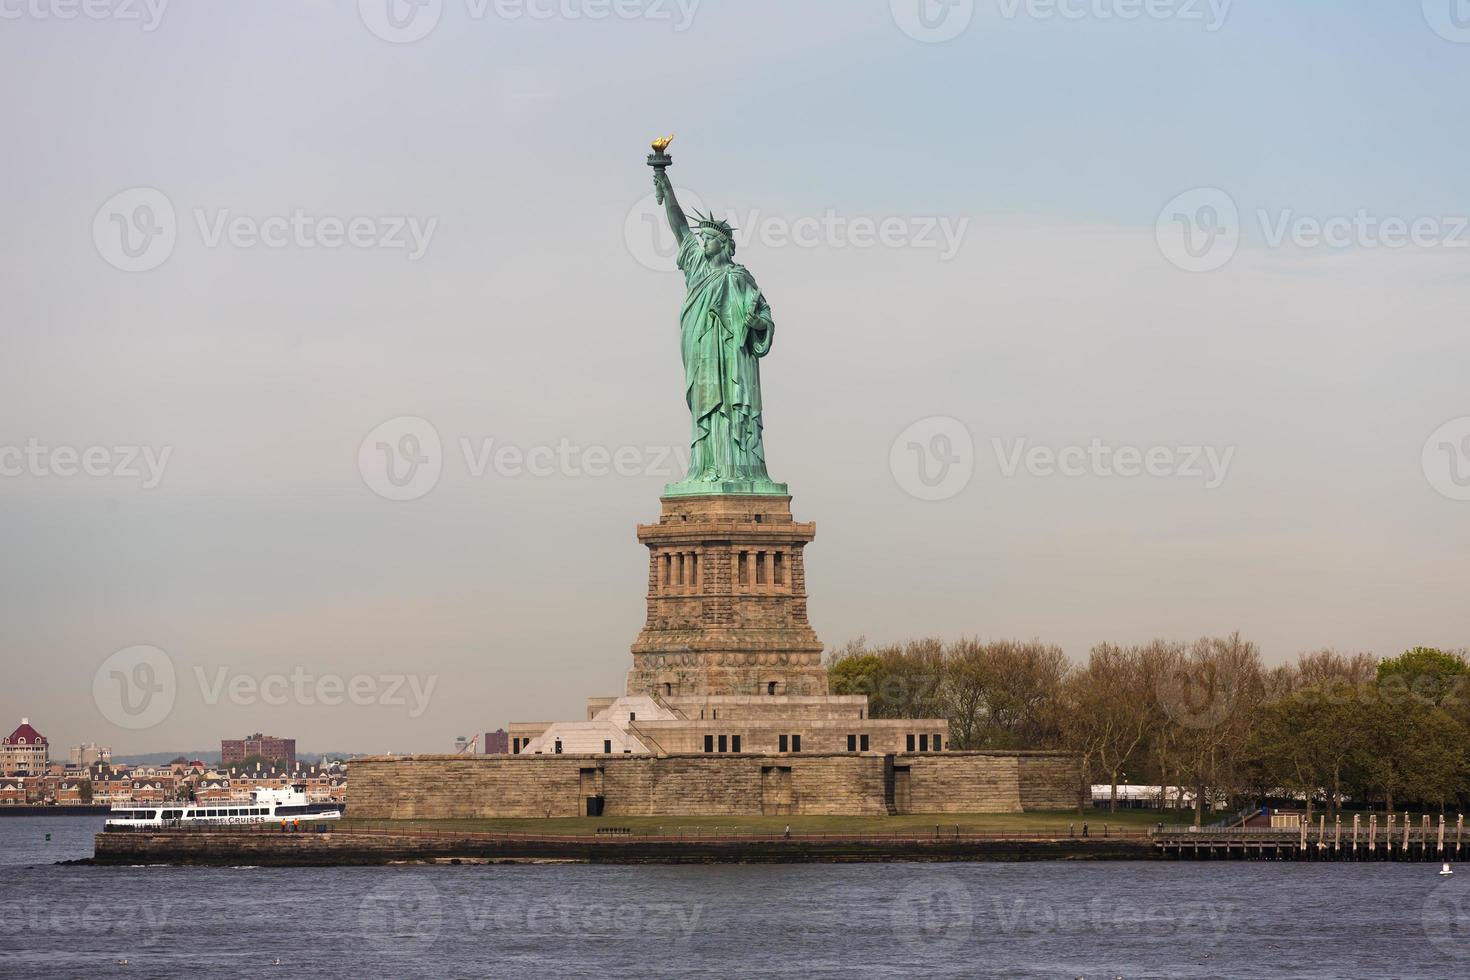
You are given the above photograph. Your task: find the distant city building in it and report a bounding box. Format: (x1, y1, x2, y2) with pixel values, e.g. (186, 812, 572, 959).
(483, 729, 509, 754)
(454, 735, 470, 754)
(1, 718, 49, 776)
(220, 733, 297, 768)
(0, 756, 348, 807)
(69, 743, 112, 767)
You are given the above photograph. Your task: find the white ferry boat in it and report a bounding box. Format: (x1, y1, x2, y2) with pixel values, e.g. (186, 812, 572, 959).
(104, 783, 342, 829)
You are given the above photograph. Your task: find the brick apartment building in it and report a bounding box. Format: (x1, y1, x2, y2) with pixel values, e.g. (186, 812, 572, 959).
(220, 733, 296, 768)
(1, 719, 49, 776)
(483, 729, 509, 754)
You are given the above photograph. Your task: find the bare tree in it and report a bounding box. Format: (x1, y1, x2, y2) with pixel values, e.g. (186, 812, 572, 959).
(1164, 633, 1265, 826)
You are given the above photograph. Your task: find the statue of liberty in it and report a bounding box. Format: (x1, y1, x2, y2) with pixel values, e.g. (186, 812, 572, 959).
(650, 142, 787, 497)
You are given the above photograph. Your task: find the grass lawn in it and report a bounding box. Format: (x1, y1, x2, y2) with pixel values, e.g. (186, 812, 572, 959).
(340, 808, 1209, 837)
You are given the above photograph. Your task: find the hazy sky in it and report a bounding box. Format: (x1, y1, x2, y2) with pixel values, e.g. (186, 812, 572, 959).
(2, 1, 1467, 754)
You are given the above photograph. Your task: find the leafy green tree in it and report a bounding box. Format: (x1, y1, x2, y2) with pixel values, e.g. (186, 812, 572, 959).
(1362, 692, 1465, 813)
(1248, 684, 1366, 819)
(827, 638, 946, 720)
(1377, 647, 1470, 710)
(828, 647, 889, 710)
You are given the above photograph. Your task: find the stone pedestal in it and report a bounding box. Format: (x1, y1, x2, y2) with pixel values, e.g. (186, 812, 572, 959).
(628, 494, 827, 698)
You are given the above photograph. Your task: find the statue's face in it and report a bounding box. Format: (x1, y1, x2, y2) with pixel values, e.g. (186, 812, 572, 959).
(701, 231, 727, 260)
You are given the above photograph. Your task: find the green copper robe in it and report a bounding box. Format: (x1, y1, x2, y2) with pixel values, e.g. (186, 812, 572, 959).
(667, 233, 785, 496)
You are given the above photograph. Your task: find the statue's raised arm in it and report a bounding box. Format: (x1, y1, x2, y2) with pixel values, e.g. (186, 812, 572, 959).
(653, 169, 689, 245)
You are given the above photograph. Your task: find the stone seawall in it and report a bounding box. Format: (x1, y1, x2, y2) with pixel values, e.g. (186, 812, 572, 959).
(348, 751, 1080, 819)
(91, 829, 1150, 866)
(1018, 754, 1085, 811)
(901, 754, 1023, 813)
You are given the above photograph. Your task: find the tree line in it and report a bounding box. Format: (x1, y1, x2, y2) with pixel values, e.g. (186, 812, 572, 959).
(827, 635, 1470, 823)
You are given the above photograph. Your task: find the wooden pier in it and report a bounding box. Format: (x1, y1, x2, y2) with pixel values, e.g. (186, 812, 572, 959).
(1154, 813, 1467, 862)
